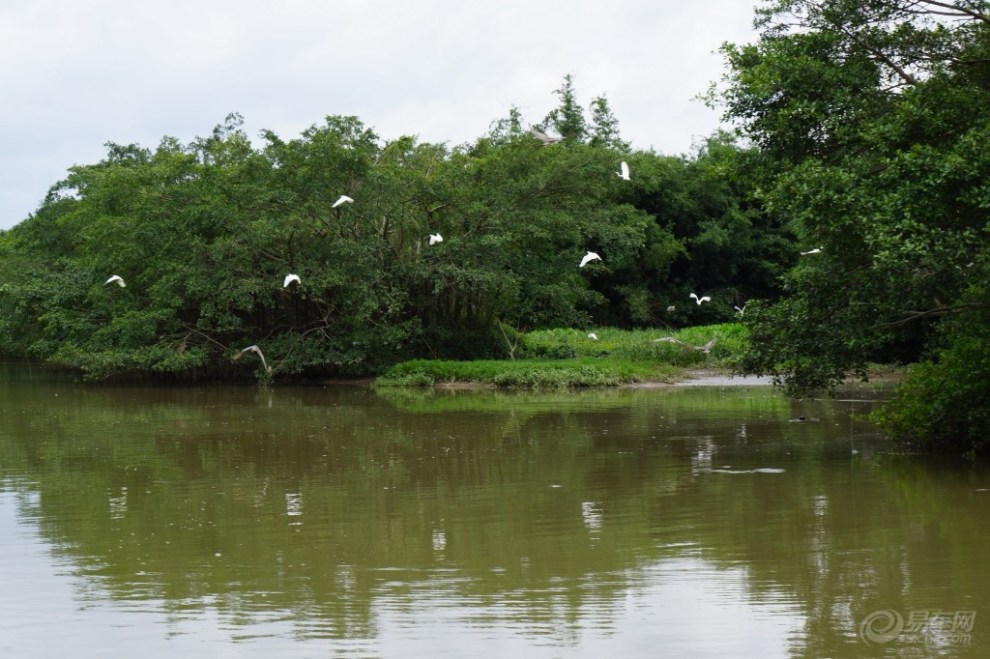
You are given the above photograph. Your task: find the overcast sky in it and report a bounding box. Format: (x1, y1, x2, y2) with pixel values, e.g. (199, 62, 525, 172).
(0, 1, 760, 230)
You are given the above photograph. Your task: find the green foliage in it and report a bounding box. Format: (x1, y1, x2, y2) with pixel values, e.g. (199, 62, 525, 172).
(588, 95, 630, 151)
(544, 74, 587, 142)
(376, 323, 747, 389)
(375, 357, 678, 389)
(874, 288, 990, 456)
(521, 323, 747, 366)
(717, 0, 990, 453)
(598, 133, 793, 327)
(0, 77, 784, 384)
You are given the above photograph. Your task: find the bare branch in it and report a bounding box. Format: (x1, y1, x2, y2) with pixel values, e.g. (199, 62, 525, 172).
(916, 0, 990, 25)
(872, 302, 987, 329)
(180, 324, 228, 351)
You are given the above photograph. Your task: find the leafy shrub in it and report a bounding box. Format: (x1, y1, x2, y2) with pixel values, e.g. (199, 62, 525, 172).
(874, 305, 990, 457)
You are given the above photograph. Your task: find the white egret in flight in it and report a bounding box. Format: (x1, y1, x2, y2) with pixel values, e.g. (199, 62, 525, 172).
(529, 127, 561, 145)
(105, 275, 126, 287)
(233, 345, 271, 373)
(579, 251, 602, 268)
(283, 274, 301, 288)
(653, 336, 718, 353)
(734, 303, 746, 316)
(429, 233, 443, 245)
(332, 195, 354, 208)
(689, 293, 711, 305)
(617, 161, 630, 181)
(587, 332, 598, 341)
(801, 247, 822, 255)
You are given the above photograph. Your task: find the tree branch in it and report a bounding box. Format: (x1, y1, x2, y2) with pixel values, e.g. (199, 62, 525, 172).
(872, 302, 986, 328)
(915, 0, 990, 25)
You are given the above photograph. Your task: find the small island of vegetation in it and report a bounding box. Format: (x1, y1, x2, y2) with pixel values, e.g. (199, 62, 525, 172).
(374, 323, 749, 388)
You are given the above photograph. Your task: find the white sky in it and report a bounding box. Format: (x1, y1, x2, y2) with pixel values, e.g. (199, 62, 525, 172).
(0, 1, 760, 230)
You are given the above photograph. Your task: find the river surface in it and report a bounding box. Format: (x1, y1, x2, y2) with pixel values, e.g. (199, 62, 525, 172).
(1, 361, 987, 658)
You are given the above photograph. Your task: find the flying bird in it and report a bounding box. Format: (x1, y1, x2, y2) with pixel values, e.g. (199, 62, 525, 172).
(801, 247, 822, 255)
(579, 251, 602, 268)
(233, 344, 271, 373)
(617, 161, 630, 181)
(587, 332, 598, 341)
(283, 274, 301, 288)
(689, 293, 711, 305)
(332, 195, 354, 209)
(734, 304, 746, 316)
(429, 233, 443, 245)
(105, 275, 126, 287)
(529, 127, 561, 145)
(653, 336, 718, 353)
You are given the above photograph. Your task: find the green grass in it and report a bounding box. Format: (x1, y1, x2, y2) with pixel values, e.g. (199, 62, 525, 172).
(519, 323, 748, 365)
(375, 357, 680, 388)
(375, 323, 747, 389)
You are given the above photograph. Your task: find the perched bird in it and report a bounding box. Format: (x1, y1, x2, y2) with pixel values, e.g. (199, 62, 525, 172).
(587, 332, 598, 341)
(529, 127, 561, 145)
(429, 233, 443, 245)
(105, 275, 126, 287)
(233, 344, 271, 373)
(617, 161, 630, 181)
(283, 274, 301, 288)
(801, 247, 822, 255)
(689, 292, 711, 305)
(332, 194, 354, 208)
(666, 305, 676, 313)
(579, 251, 602, 268)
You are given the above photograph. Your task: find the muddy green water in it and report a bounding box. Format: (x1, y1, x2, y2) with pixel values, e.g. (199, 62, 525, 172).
(1, 362, 987, 658)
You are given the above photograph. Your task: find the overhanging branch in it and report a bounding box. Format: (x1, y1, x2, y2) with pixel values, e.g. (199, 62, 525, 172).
(872, 302, 986, 329)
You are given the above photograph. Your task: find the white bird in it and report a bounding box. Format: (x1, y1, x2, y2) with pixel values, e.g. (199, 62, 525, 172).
(587, 332, 598, 340)
(283, 274, 301, 288)
(579, 251, 602, 268)
(529, 127, 561, 145)
(653, 336, 717, 353)
(332, 194, 354, 208)
(429, 233, 443, 245)
(666, 305, 676, 313)
(617, 161, 630, 181)
(801, 247, 822, 255)
(233, 344, 271, 373)
(734, 303, 746, 316)
(690, 292, 711, 305)
(105, 275, 126, 287)
(697, 338, 718, 353)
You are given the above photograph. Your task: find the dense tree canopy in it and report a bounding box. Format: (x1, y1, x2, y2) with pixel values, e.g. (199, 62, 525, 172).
(0, 81, 790, 382)
(718, 0, 990, 454)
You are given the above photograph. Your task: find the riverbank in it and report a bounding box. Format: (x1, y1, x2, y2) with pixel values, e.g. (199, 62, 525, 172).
(376, 366, 903, 391)
(642, 368, 775, 387)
